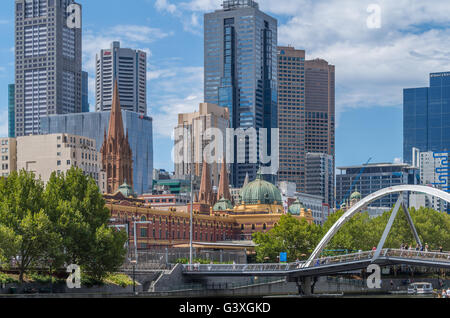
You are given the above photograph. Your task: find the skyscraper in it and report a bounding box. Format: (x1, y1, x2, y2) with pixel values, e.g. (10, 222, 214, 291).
(174, 103, 230, 188)
(8, 84, 15, 138)
(277, 46, 306, 192)
(14, 0, 82, 137)
(81, 71, 89, 112)
(304, 59, 335, 157)
(404, 72, 450, 164)
(95, 41, 147, 114)
(306, 152, 334, 208)
(204, 0, 278, 187)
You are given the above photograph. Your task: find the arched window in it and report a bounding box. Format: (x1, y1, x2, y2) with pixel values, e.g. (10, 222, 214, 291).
(141, 215, 146, 222)
(263, 223, 267, 230)
(252, 224, 255, 230)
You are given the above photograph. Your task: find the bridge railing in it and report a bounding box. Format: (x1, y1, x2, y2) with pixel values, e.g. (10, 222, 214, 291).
(383, 249, 450, 262)
(309, 251, 375, 267)
(182, 262, 304, 273)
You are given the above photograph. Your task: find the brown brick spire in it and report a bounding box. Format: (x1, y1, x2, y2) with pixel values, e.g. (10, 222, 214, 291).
(217, 156, 231, 201)
(198, 159, 213, 205)
(101, 80, 133, 194)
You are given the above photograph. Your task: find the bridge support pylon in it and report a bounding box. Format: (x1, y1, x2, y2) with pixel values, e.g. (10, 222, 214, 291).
(293, 277, 313, 296)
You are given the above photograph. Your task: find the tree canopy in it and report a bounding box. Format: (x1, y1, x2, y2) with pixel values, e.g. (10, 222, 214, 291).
(0, 168, 127, 282)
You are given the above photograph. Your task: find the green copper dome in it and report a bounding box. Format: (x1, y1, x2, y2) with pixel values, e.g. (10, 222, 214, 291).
(288, 199, 305, 215)
(350, 190, 362, 201)
(213, 197, 233, 211)
(240, 172, 282, 205)
(118, 183, 136, 198)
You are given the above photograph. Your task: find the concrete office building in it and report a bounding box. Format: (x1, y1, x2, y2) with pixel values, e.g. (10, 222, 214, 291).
(306, 152, 334, 208)
(174, 103, 230, 188)
(95, 41, 147, 114)
(404, 72, 450, 164)
(277, 47, 306, 192)
(17, 133, 106, 192)
(305, 59, 335, 157)
(409, 150, 449, 212)
(8, 84, 15, 138)
(14, 0, 82, 137)
(40, 111, 153, 195)
(336, 163, 418, 208)
(204, 0, 278, 187)
(0, 138, 17, 177)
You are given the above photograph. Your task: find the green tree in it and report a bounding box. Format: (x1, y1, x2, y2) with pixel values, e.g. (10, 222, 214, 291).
(43, 167, 127, 279)
(0, 171, 62, 282)
(253, 214, 321, 262)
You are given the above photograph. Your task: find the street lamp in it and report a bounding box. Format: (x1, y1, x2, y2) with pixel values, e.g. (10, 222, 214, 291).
(130, 259, 137, 295)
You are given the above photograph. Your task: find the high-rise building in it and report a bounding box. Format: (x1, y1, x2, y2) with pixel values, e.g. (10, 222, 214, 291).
(100, 81, 133, 194)
(17, 133, 106, 192)
(39, 110, 153, 195)
(277, 46, 306, 192)
(409, 151, 449, 212)
(305, 59, 335, 158)
(204, 0, 278, 187)
(174, 103, 230, 188)
(404, 72, 450, 164)
(81, 71, 89, 112)
(95, 41, 147, 114)
(306, 152, 334, 208)
(8, 84, 15, 138)
(0, 138, 17, 177)
(14, 0, 82, 137)
(336, 163, 418, 208)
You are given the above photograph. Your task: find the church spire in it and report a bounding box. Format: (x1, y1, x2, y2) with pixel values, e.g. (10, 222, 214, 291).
(107, 80, 125, 142)
(217, 155, 231, 201)
(198, 158, 213, 205)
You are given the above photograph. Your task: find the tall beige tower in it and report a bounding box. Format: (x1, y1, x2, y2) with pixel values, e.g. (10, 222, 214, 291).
(174, 103, 230, 188)
(277, 46, 307, 192)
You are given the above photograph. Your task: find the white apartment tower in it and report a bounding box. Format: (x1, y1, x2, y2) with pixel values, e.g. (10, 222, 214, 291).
(95, 41, 147, 114)
(14, 0, 82, 137)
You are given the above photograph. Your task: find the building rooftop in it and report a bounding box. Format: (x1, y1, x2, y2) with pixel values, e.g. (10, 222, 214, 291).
(221, 0, 259, 10)
(337, 162, 413, 170)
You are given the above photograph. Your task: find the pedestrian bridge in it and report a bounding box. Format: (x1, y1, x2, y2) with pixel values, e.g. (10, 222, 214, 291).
(182, 249, 450, 278)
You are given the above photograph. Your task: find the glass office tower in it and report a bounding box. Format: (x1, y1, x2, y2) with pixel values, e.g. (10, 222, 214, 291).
(40, 111, 153, 195)
(8, 84, 15, 138)
(81, 71, 89, 112)
(404, 72, 450, 164)
(204, 0, 278, 187)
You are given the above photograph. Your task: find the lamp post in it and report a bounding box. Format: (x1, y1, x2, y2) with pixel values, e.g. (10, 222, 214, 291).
(130, 259, 136, 295)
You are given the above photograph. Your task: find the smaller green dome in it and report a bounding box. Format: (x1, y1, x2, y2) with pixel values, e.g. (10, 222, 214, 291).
(118, 183, 136, 198)
(288, 199, 305, 215)
(213, 197, 233, 211)
(350, 191, 362, 201)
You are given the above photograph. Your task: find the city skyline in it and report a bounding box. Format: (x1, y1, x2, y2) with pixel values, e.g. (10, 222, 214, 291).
(1, 1, 450, 171)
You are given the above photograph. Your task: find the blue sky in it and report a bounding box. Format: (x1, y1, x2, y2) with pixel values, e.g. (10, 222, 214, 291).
(1, 0, 450, 171)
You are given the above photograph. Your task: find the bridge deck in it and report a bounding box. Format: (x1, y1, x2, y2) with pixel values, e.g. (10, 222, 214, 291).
(182, 249, 450, 277)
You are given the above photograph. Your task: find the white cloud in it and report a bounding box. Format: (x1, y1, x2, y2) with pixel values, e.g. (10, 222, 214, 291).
(155, 0, 178, 14)
(393, 157, 403, 164)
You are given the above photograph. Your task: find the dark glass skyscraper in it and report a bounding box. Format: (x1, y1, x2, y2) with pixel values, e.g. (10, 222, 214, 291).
(204, 0, 278, 187)
(8, 84, 15, 138)
(82, 71, 89, 112)
(404, 72, 450, 163)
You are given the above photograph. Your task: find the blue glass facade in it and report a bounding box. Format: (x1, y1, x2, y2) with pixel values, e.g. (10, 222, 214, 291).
(204, 1, 278, 187)
(40, 111, 153, 194)
(404, 72, 450, 163)
(8, 84, 15, 138)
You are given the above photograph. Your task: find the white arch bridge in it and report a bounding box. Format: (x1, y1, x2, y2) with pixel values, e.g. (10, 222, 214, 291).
(183, 185, 450, 279)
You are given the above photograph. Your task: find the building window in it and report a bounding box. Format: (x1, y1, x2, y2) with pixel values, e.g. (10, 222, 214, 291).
(140, 228, 147, 238)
